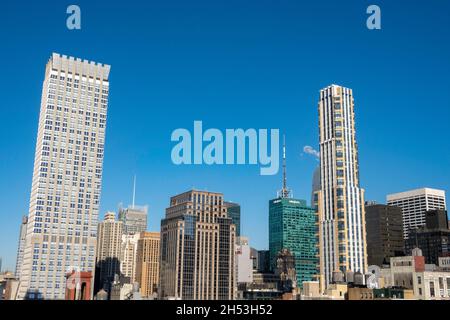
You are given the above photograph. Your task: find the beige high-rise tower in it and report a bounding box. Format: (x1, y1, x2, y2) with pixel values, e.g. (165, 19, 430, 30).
(18, 53, 110, 299)
(135, 231, 160, 298)
(317, 85, 367, 289)
(95, 212, 123, 294)
(159, 190, 236, 300)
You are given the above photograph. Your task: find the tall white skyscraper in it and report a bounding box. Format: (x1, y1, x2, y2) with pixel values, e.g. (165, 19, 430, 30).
(18, 53, 110, 299)
(120, 233, 140, 283)
(316, 84, 367, 289)
(387, 188, 447, 239)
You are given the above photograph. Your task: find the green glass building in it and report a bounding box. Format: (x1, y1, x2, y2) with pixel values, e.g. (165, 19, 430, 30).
(268, 136, 319, 288)
(269, 197, 318, 288)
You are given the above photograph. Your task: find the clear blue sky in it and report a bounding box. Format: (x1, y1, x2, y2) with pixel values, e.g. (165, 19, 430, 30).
(0, 0, 449, 271)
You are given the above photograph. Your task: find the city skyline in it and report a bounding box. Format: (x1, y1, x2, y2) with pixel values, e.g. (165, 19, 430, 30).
(1, 0, 450, 271)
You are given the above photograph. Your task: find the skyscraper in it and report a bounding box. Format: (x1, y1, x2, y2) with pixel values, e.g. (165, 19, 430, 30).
(119, 205, 148, 235)
(159, 190, 236, 300)
(224, 202, 241, 237)
(268, 137, 318, 288)
(118, 176, 148, 235)
(18, 53, 110, 300)
(387, 188, 446, 239)
(317, 85, 367, 288)
(95, 212, 123, 296)
(120, 233, 140, 283)
(311, 166, 320, 208)
(365, 204, 404, 266)
(257, 250, 270, 273)
(135, 231, 160, 298)
(15, 216, 28, 279)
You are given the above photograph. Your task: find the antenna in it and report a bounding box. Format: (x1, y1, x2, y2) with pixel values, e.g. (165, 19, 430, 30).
(283, 135, 287, 191)
(278, 134, 292, 199)
(132, 175, 136, 208)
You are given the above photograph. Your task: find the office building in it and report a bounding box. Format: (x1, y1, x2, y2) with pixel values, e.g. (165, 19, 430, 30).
(135, 231, 160, 298)
(365, 204, 404, 266)
(119, 205, 148, 235)
(241, 272, 282, 300)
(316, 85, 368, 288)
(95, 212, 123, 296)
(269, 137, 318, 288)
(387, 188, 446, 239)
(406, 210, 450, 265)
(257, 250, 270, 273)
(224, 202, 241, 237)
(250, 247, 258, 270)
(159, 190, 236, 300)
(311, 166, 320, 208)
(120, 233, 140, 283)
(17, 53, 110, 299)
(15, 216, 28, 279)
(235, 237, 253, 284)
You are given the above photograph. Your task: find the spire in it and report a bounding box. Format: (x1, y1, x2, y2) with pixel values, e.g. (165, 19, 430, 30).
(132, 175, 136, 208)
(278, 135, 292, 198)
(283, 135, 287, 191)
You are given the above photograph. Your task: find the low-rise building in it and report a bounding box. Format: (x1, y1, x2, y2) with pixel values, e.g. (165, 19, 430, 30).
(379, 248, 450, 300)
(347, 287, 374, 300)
(373, 288, 413, 300)
(325, 283, 348, 300)
(0, 272, 19, 300)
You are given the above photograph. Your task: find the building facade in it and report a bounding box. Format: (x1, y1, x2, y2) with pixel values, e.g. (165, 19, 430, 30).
(387, 188, 446, 239)
(15, 216, 28, 279)
(119, 205, 148, 235)
(235, 237, 253, 285)
(18, 53, 110, 299)
(406, 210, 450, 265)
(135, 231, 160, 298)
(316, 84, 367, 288)
(224, 202, 241, 237)
(365, 204, 404, 266)
(269, 197, 318, 288)
(257, 250, 270, 273)
(95, 212, 123, 295)
(65, 270, 92, 300)
(275, 248, 297, 293)
(120, 233, 140, 283)
(311, 166, 320, 209)
(159, 190, 236, 300)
